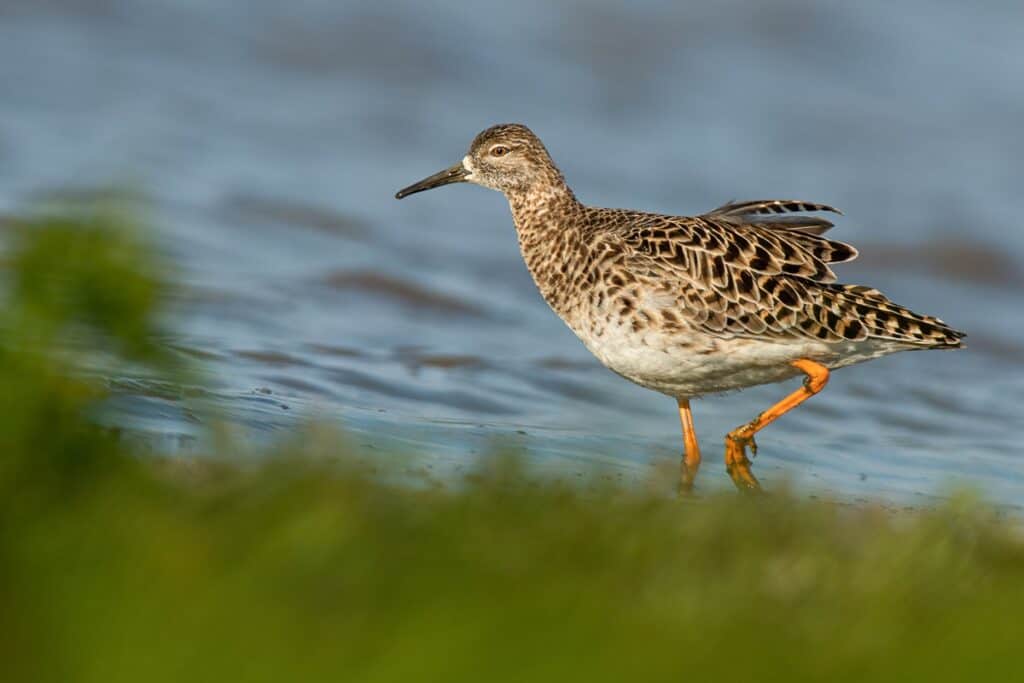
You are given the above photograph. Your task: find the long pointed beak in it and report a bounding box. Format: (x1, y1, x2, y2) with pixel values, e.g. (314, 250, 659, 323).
(395, 162, 469, 199)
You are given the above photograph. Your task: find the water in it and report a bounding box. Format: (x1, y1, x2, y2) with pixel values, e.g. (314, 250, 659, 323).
(2, 0, 1022, 506)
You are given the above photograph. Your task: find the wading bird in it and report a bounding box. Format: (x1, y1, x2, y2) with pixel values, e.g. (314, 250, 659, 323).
(396, 124, 964, 492)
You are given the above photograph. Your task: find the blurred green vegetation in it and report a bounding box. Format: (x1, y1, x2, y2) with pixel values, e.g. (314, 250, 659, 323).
(1, 205, 1022, 682)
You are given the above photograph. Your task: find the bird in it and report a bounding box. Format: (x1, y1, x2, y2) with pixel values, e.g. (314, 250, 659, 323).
(395, 123, 965, 492)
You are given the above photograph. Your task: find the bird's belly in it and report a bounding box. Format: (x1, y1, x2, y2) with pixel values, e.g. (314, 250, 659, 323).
(573, 323, 843, 398)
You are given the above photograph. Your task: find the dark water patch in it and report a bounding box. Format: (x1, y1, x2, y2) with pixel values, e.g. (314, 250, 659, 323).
(535, 356, 600, 372)
(258, 374, 336, 398)
(326, 366, 515, 415)
(220, 192, 369, 239)
(393, 347, 487, 372)
(906, 387, 970, 415)
(305, 342, 366, 358)
(526, 376, 618, 405)
(234, 349, 313, 367)
(322, 270, 486, 318)
(869, 409, 959, 437)
(844, 381, 888, 400)
(409, 354, 485, 370)
(848, 239, 1024, 288)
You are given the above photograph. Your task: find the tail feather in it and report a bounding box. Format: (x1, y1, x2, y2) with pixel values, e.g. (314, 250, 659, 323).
(707, 199, 843, 217)
(706, 199, 842, 236)
(744, 217, 835, 236)
(818, 284, 966, 348)
(706, 199, 856, 254)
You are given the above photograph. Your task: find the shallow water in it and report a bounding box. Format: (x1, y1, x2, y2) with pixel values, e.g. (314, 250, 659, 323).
(2, 0, 1022, 506)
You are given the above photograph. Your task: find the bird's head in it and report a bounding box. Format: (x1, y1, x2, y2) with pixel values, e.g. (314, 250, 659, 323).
(395, 123, 560, 199)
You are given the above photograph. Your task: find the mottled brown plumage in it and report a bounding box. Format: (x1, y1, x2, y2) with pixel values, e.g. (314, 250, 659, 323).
(396, 123, 965, 492)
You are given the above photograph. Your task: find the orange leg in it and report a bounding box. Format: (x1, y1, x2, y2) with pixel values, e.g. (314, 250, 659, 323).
(724, 359, 830, 492)
(677, 399, 702, 493)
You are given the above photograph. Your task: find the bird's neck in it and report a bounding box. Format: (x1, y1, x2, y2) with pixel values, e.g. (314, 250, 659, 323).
(505, 179, 588, 318)
(506, 174, 579, 237)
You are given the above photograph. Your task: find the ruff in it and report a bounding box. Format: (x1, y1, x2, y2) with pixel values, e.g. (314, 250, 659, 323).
(396, 123, 965, 492)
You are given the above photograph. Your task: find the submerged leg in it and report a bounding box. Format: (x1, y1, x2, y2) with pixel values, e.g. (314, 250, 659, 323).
(724, 359, 830, 492)
(677, 398, 702, 493)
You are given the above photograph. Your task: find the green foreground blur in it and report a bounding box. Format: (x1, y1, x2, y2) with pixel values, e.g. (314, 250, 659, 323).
(1, 206, 1021, 682)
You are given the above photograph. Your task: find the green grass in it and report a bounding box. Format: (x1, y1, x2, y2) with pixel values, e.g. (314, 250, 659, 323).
(1, 204, 1022, 681)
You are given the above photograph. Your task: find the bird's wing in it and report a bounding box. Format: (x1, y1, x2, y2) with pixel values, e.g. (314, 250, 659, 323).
(604, 210, 962, 346)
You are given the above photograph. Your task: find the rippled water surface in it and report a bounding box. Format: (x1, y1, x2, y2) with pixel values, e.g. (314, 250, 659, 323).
(2, 0, 1022, 506)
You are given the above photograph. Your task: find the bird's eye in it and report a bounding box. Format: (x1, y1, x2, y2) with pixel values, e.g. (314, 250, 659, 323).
(490, 145, 510, 157)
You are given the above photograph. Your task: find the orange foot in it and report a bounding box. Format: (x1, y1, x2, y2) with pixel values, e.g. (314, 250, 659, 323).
(722, 359, 830, 493)
(724, 432, 761, 492)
